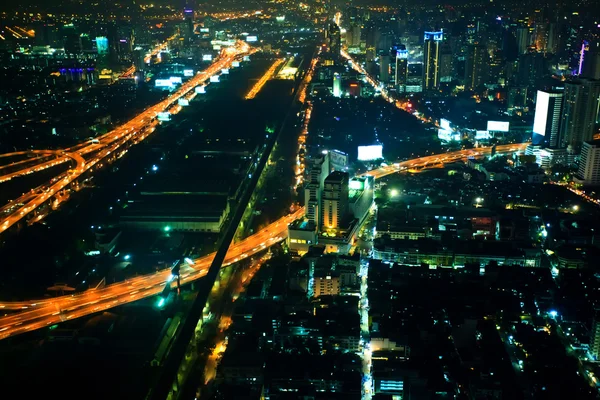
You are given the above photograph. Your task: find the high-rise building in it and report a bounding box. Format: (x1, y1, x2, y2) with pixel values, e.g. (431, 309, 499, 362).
(327, 23, 342, 62)
(576, 141, 600, 186)
(304, 154, 330, 228)
(464, 43, 488, 89)
(322, 171, 349, 230)
(333, 73, 342, 97)
(313, 272, 340, 297)
(591, 311, 600, 359)
(515, 26, 530, 55)
(532, 90, 563, 147)
(395, 47, 408, 92)
(423, 31, 443, 90)
(379, 53, 390, 85)
(183, 1, 195, 41)
(347, 23, 361, 48)
(559, 78, 600, 150)
(439, 42, 453, 83)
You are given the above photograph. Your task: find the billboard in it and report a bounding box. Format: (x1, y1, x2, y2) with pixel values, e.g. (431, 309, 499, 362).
(157, 112, 171, 121)
(358, 145, 383, 161)
(169, 76, 183, 84)
(200, 28, 210, 33)
(210, 75, 220, 83)
(183, 69, 194, 77)
(155, 79, 174, 88)
(96, 36, 109, 55)
(329, 149, 348, 171)
(533, 91, 549, 136)
(487, 121, 510, 132)
(203, 54, 212, 61)
(178, 99, 189, 106)
(195, 85, 206, 94)
(243, 55, 251, 61)
(232, 61, 240, 68)
(221, 68, 229, 74)
(246, 36, 258, 42)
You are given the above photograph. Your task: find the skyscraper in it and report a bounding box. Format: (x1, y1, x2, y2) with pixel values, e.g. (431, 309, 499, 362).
(327, 23, 341, 62)
(532, 90, 563, 147)
(304, 154, 330, 228)
(590, 311, 600, 359)
(333, 73, 342, 97)
(379, 53, 390, 85)
(576, 141, 600, 186)
(322, 171, 349, 230)
(515, 27, 530, 55)
(423, 31, 443, 91)
(464, 43, 488, 90)
(395, 47, 408, 92)
(559, 78, 600, 150)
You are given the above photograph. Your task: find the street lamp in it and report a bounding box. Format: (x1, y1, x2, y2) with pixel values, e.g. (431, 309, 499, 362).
(390, 189, 399, 197)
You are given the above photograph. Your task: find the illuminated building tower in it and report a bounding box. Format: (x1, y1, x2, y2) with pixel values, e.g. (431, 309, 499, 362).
(394, 47, 408, 92)
(532, 90, 563, 147)
(327, 23, 341, 62)
(559, 78, 600, 151)
(304, 153, 330, 228)
(322, 171, 349, 230)
(183, 1, 195, 41)
(423, 31, 443, 91)
(464, 43, 488, 90)
(379, 52, 390, 85)
(515, 26, 530, 55)
(576, 141, 600, 185)
(590, 311, 600, 359)
(333, 73, 342, 97)
(438, 42, 453, 83)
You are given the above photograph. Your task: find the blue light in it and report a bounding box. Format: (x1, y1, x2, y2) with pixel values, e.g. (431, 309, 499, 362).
(152, 165, 158, 171)
(548, 310, 558, 318)
(124, 254, 131, 261)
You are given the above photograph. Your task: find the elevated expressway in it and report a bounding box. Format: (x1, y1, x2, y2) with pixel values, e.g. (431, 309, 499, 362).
(0, 144, 527, 340)
(0, 41, 255, 236)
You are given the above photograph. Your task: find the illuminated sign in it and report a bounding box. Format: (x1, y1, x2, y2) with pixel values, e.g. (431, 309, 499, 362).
(157, 112, 171, 122)
(333, 73, 341, 98)
(203, 54, 212, 61)
(358, 145, 383, 161)
(195, 86, 206, 94)
(169, 76, 182, 84)
(232, 61, 240, 67)
(533, 91, 549, 136)
(330, 149, 348, 171)
(424, 31, 444, 41)
(96, 36, 109, 55)
(487, 121, 510, 132)
(246, 36, 258, 42)
(221, 68, 229, 74)
(349, 179, 364, 190)
(213, 45, 222, 50)
(243, 56, 250, 61)
(276, 16, 285, 22)
(396, 49, 408, 59)
(155, 79, 174, 88)
(178, 99, 189, 106)
(476, 130, 491, 140)
(200, 28, 210, 33)
(183, 69, 194, 77)
(210, 75, 220, 83)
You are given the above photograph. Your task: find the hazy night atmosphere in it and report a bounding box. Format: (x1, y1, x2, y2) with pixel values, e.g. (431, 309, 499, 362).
(1, 0, 600, 398)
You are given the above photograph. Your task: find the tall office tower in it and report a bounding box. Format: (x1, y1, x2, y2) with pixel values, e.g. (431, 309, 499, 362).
(516, 26, 530, 55)
(532, 90, 564, 147)
(64, 33, 83, 55)
(545, 22, 559, 54)
(364, 22, 377, 72)
(347, 23, 361, 47)
(517, 51, 547, 88)
(591, 311, 600, 359)
(576, 141, 600, 185)
(464, 43, 488, 90)
(439, 42, 453, 82)
(379, 53, 390, 84)
(423, 31, 443, 91)
(183, 1, 195, 41)
(333, 73, 342, 97)
(327, 23, 341, 62)
(559, 78, 600, 150)
(304, 154, 330, 228)
(321, 171, 349, 230)
(583, 44, 600, 79)
(395, 46, 408, 92)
